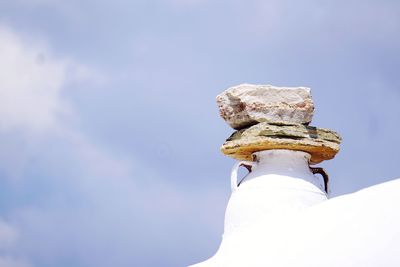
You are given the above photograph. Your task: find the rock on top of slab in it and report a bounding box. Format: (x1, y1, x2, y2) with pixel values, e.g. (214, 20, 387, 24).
(216, 84, 314, 129)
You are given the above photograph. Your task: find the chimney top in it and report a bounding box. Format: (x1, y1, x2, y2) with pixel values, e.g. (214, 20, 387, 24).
(217, 84, 341, 164)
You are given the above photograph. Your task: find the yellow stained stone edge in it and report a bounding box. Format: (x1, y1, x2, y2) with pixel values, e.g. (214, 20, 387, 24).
(221, 136, 340, 165)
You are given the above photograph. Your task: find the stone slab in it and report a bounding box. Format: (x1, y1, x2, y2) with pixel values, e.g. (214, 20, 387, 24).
(217, 84, 314, 129)
(221, 122, 341, 164)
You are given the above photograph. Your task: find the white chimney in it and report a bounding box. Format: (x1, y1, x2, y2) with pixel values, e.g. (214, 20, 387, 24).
(189, 84, 400, 267)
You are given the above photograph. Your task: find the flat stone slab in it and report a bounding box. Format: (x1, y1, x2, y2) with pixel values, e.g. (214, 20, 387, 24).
(217, 84, 314, 129)
(221, 122, 341, 164)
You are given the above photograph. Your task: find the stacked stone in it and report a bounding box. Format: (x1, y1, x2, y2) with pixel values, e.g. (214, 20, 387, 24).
(217, 84, 341, 164)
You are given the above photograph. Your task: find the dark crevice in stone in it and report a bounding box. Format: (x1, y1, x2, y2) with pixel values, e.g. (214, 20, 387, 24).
(266, 135, 305, 140)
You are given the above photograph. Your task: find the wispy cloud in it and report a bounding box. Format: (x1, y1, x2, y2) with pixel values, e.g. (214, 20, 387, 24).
(0, 24, 108, 182)
(0, 25, 106, 135)
(0, 218, 31, 267)
(0, 24, 223, 266)
(0, 26, 68, 134)
(0, 219, 18, 249)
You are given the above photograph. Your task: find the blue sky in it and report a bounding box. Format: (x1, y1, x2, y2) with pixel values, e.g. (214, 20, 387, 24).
(0, 0, 399, 266)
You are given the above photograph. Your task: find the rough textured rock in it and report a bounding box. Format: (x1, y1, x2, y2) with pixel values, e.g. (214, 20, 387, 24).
(216, 84, 314, 129)
(221, 122, 341, 164)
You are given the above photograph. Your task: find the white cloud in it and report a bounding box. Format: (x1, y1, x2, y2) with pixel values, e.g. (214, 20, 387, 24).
(0, 24, 107, 183)
(0, 26, 106, 135)
(0, 24, 131, 182)
(0, 26, 68, 133)
(0, 24, 224, 266)
(0, 219, 30, 267)
(0, 219, 18, 249)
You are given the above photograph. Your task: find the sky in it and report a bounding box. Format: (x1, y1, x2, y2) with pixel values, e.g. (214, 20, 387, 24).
(0, 0, 399, 266)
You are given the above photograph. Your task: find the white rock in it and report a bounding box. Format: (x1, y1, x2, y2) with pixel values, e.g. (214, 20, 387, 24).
(216, 84, 314, 129)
